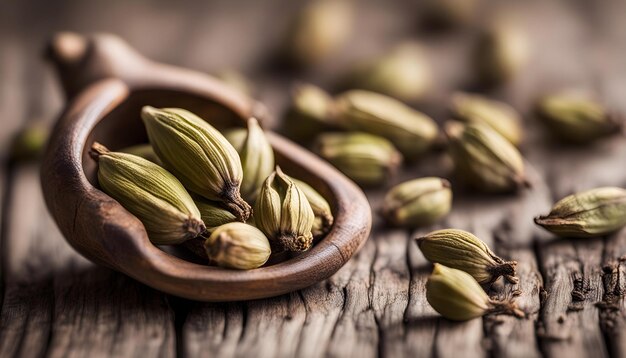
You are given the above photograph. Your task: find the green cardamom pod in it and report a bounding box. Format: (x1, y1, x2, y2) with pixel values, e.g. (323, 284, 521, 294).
(315, 132, 403, 187)
(224, 118, 275, 203)
(348, 43, 431, 102)
(119, 143, 162, 165)
(473, 20, 529, 85)
(204, 222, 271, 270)
(450, 92, 523, 145)
(141, 106, 252, 221)
(427, 264, 524, 321)
(89, 142, 205, 245)
(417, 229, 518, 284)
(255, 166, 315, 252)
(535, 93, 622, 143)
(332, 90, 438, 157)
(534, 187, 626, 238)
(291, 177, 334, 238)
(194, 197, 239, 231)
(10, 121, 49, 162)
(283, 83, 335, 140)
(381, 177, 452, 228)
(445, 121, 528, 193)
(284, 0, 353, 67)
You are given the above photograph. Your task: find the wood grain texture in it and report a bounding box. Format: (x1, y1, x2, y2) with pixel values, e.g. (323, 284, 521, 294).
(2, 0, 626, 357)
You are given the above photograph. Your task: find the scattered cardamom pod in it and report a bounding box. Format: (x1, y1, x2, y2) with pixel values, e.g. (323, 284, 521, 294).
(119, 143, 162, 165)
(534, 187, 626, 238)
(450, 92, 523, 145)
(141, 106, 252, 221)
(89, 142, 205, 245)
(284, 0, 353, 66)
(214, 69, 254, 97)
(427, 264, 524, 321)
(535, 93, 622, 143)
(10, 121, 49, 162)
(194, 197, 239, 231)
(381, 177, 452, 228)
(445, 121, 529, 192)
(204, 222, 271, 270)
(332, 90, 438, 158)
(348, 43, 431, 102)
(417, 229, 518, 284)
(224, 118, 275, 203)
(255, 166, 315, 252)
(315, 132, 403, 187)
(473, 20, 529, 86)
(282, 83, 335, 140)
(291, 177, 334, 238)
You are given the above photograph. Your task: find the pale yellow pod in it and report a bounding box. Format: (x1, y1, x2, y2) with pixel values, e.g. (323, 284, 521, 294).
(205, 222, 271, 270)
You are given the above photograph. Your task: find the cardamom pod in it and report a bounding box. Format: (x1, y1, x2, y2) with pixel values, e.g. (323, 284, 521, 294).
(255, 166, 315, 252)
(89, 142, 205, 245)
(450, 92, 523, 145)
(348, 43, 431, 102)
(224, 118, 275, 203)
(315, 132, 403, 187)
(284, 0, 353, 66)
(283, 83, 335, 140)
(194, 197, 239, 231)
(473, 20, 529, 85)
(445, 121, 528, 192)
(535, 93, 622, 143)
(332, 90, 438, 157)
(427, 264, 524, 321)
(417, 229, 518, 284)
(291, 177, 334, 238)
(10, 121, 49, 162)
(141, 106, 252, 221)
(119, 143, 162, 165)
(534, 187, 626, 238)
(204, 222, 271, 270)
(381, 177, 452, 228)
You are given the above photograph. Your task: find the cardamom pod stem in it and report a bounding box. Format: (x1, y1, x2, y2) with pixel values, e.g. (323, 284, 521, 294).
(141, 106, 252, 221)
(417, 229, 518, 284)
(534, 187, 626, 237)
(89, 142, 205, 245)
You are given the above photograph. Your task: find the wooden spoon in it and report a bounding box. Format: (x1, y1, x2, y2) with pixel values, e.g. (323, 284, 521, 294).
(41, 32, 371, 301)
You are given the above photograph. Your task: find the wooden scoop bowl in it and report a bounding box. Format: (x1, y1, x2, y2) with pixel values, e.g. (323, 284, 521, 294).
(41, 32, 371, 301)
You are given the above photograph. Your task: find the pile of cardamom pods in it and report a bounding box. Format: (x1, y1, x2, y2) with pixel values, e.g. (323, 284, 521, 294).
(90, 107, 334, 270)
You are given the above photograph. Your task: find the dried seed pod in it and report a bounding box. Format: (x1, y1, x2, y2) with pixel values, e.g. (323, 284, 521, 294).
(450, 92, 523, 146)
(282, 83, 335, 140)
(89, 142, 205, 245)
(10, 121, 49, 162)
(194, 197, 239, 231)
(291, 177, 334, 238)
(348, 43, 432, 102)
(534, 187, 626, 238)
(427, 264, 524, 321)
(445, 121, 528, 193)
(417, 229, 518, 284)
(381, 177, 452, 228)
(473, 20, 529, 86)
(315, 132, 403, 187)
(224, 118, 275, 203)
(535, 93, 622, 143)
(205, 222, 271, 270)
(255, 166, 315, 252)
(119, 143, 162, 165)
(284, 0, 353, 66)
(141, 106, 251, 221)
(332, 90, 438, 158)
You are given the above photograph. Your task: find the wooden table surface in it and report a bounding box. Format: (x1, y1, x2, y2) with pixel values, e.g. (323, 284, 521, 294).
(2, 0, 626, 357)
